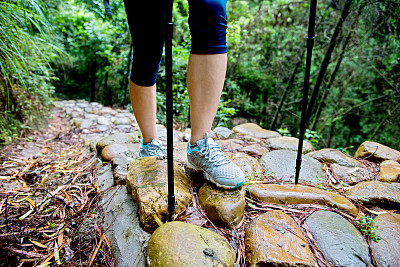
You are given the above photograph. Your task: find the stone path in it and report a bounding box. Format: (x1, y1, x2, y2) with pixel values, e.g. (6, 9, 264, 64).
(56, 99, 400, 267)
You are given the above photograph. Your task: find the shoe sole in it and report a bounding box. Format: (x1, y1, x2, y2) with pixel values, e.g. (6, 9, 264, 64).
(186, 160, 243, 190)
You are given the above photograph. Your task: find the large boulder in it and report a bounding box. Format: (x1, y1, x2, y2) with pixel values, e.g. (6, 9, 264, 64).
(305, 211, 371, 266)
(126, 157, 191, 232)
(232, 123, 281, 139)
(247, 184, 358, 216)
(198, 183, 245, 229)
(245, 211, 317, 266)
(330, 164, 374, 185)
(264, 136, 314, 154)
(228, 152, 265, 184)
(147, 221, 235, 267)
(355, 141, 400, 163)
(378, 160, 400, 182)
(370, 213, 400, 267)
(306, 148, 363, 167)
(344, 181, 400, 208)
(260, 150, 325, 184)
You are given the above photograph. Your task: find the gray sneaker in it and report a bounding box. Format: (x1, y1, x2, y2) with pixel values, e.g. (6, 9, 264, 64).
(186, 133, 245, 189)
(139, 139, 166, 159)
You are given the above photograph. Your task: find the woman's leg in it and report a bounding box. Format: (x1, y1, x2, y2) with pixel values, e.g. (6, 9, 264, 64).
(187, 54, 227, 144)
(123, 0, 164, 143)
(187, 0, 229, 144)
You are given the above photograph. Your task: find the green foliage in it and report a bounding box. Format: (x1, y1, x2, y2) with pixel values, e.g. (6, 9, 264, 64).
(357, 212, 381, 242)
(304, 129, 322, 144)
(277, 127, 291, 136)
(0, 0, 59, 144)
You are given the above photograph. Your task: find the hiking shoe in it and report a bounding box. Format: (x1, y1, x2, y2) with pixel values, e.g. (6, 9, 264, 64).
(186, 133, 244, 189)
(139, 139, 166, 159)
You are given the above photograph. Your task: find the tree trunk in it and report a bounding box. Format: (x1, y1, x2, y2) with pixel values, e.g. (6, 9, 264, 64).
(310, 31, 352, 130)
(270, 56, 303, 130)
(90, 61, 97, 102)
(306, 0, 353, 121)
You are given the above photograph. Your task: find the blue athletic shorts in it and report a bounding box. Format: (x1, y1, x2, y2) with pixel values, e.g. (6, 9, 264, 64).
(123, 0, 228, 86)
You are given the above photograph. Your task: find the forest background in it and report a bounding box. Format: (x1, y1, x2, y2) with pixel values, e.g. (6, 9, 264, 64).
(1, 0, 399, 153)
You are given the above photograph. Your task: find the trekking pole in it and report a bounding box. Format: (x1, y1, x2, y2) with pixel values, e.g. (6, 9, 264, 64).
(295, 0, 317, 184)
(165, 0, 175, 221)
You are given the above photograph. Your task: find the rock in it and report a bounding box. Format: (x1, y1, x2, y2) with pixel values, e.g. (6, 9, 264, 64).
(331, 164, 374, 185)
(80, 119, 94, 129)
(100, 185, 150, 267)
(305, 210, 371, 267)
(20, 144, 42, 159)
(370, 213, 400, 267)
(179, 128, 191, 142)
(198, 183, 245, 228)
(147, 221, 235, 267)
(232, 123, 281, 139)
(96, 124, 109, 132)
(83, 135, 104, 152)
(246, 211, 317, 267)
(241, 144, 268, 158)
(264, 136, 314, 154)
(97, 164, 114, 191)
(96, 133, 137, 154)
(306, 148, 363, 167)
(126, 157, 191, 232)
(260, 150, 325, 184)
(113, 117, 132, 125)
(344, 181, 400, 208)
(173, 142, 188, 163)
(84, 113, 98, 120)
(355, 141, 400, 163)
(248, 184, 358, 216)
(215, 139, 244, 152)
(111, 156, 136, 184)
(228, 152, 265, 184)
(212, 126, 235, 139)
(378, 160, 400, 182)
(243, 135, 262, 143)
(97, 116, 112, 125)
(156, 124, 167, 140)
(101, 143, 139, 162)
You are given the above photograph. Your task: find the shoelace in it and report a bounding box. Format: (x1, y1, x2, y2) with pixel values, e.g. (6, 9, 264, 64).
(148, 144, 166, 156)
(198, 133, 230, 166)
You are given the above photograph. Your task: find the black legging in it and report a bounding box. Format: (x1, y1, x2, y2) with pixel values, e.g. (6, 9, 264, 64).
(123, 0, 228, 86)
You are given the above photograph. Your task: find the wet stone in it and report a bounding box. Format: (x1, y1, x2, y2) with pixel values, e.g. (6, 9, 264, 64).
(126, 157, 191, 232)
(306, 148, 363, 167)
(331, 164, 374, 185)
(113, 117, 132, 125)
(264, 136, 314, 154)
(248, 183, 358, 216)
(96, 133, 137, 154)
(355, 141, 400, 163)
(173, 141, 188, 163)
(198, 182, 245, 229)
(370, 213, 400, 267)
(101, 143, 139, 162)
(232, 123, 281, 139)
(246, 211, 317, 267)
(241, 143, 269, 158)
(111, 156, 136, 184)
(147, 221, 235, 267)
(215, 139, 244, 152)
(378, 160, 400, 182)
(344, 181, 400, 208)
(83, 134, 104, 152)
(228, 152, 265, 184)
(305, 210, 371, 267)
(212, 126, 235, 139)
(260, 150, 325, 184)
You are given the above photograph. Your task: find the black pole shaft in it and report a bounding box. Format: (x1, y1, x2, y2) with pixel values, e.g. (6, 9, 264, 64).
(165, 0, 175, 221)
(295, 0, 317, 184)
